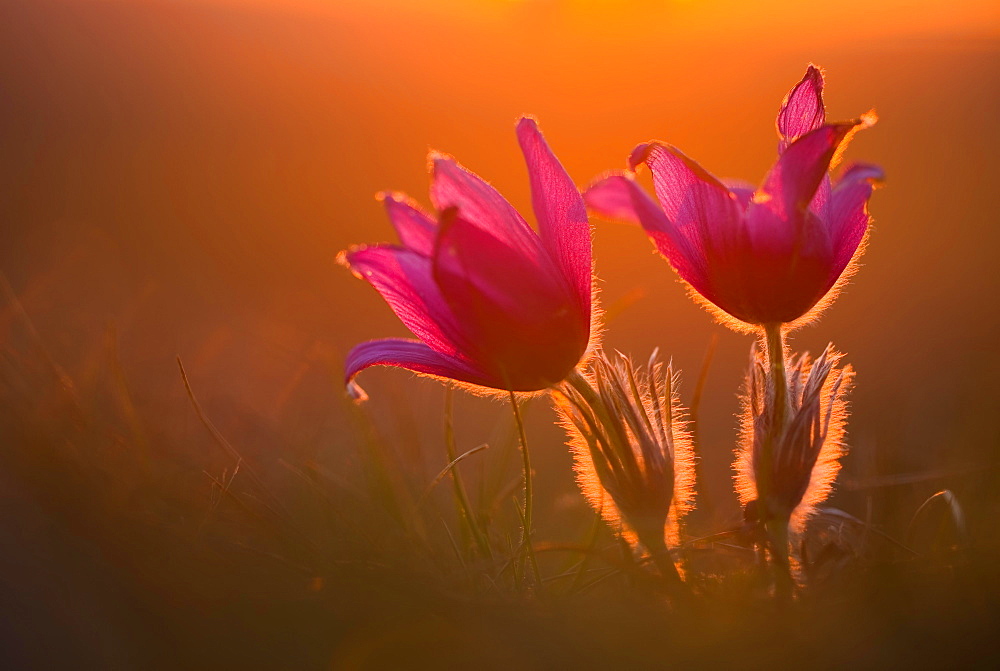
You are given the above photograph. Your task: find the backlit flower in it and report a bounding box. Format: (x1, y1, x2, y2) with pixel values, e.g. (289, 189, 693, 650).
(341, 117, 593, 395)
(555, 351, 695, 551)
(734, 343, 853, 533)
(584, 65, 883, 329)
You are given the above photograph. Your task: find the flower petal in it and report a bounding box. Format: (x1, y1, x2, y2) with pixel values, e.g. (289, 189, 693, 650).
(516, 116, 591, 317)
(777, 65, 826, 148)
(736, 206, 836, 322)
(584, 172, 709, 290)
(378, 191, 436, 256)
(584, 172, 643, 224)
(721, 178, 756, 211)
(433, 209, 570, 319)
(428, 153, 548, 266)
(342, 244, 468, 359)
(755, 120, 869, 222)
(630, 142, 740, 233)
(630, 142, 744, 272)
(432, 209, 588, 389)
(828, 162, 885, 276)
(345, 338, 493, 388)
(738, 120, 875, 324)
(809, 175, 832, 223)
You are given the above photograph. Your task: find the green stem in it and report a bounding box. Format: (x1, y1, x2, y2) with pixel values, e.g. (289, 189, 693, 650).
(509, 390, 541, 590)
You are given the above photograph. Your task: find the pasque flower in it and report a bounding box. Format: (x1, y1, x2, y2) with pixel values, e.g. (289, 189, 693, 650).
(735, 343, 852, 533)
(555, 350, 694, 586)
(341, 117, 593, 394)
(584, 65, 883, 329)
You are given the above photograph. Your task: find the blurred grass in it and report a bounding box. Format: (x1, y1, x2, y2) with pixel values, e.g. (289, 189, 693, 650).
(3, 276, 1000, 669)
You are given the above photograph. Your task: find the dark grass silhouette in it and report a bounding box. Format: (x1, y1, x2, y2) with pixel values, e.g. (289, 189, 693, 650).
(2, 279, 999, 668)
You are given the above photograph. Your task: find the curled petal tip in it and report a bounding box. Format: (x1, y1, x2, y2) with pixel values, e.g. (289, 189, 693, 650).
(627, 143, 655, 171)
(838, 161, 886, 187)
(583, 172, 645, 224)
(346, 380, 369, 403)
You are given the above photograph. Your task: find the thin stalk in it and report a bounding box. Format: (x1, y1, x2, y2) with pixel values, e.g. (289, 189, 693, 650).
(764, 323, 790, 433)
(642, 533, 692, 603)
(509, 390, 541, 590)
(761, 323, 794, 598)
(689, 333, 718, 524)
(765, 516, 794, 602)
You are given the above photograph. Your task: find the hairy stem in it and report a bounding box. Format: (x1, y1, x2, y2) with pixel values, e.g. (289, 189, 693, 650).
(641, 532, 692, 604)
(764, 323, 790, 433)
(761, 323, 794, 597)
(765, 516, 794, 602)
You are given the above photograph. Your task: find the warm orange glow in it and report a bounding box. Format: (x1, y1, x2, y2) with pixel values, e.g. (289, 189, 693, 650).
(3, 0, 998, 662)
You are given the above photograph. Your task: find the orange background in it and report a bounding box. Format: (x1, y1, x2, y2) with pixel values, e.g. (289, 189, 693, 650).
(2, 0, 998, 592)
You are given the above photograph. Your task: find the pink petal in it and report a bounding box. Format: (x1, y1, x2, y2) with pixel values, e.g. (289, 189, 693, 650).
(584, 173, 709, 290)
(584, 172, 647, 224)
(755, 121, 864, 221)
(809, 175, 832, 223)
(432, 210, 576, 327)
(728, 208, 837, 324)
(515, 116, 591, 318)
(345, 338, 493, 388)
(721, 178, 757, 211)
(378, 191, 436, 256)
(428, 153, 548, 267)
(630, 142, 743, 271)
(828, 162, 885, 276)
(777, 65, 825, 148)
(342, 244, 468, 359)
(432, 210, 588, 389)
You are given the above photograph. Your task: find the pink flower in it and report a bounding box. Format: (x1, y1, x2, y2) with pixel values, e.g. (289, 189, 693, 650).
(584, 65, 883, 329)
(341, 117, 593, 395)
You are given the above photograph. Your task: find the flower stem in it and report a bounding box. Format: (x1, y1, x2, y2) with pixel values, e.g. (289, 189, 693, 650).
(765, 515, 794, 602)
(763, 323, 789, 433)
(509, 390, 541, 591)
(761, 323, 794, 598)
(642, 532, 692, 604)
